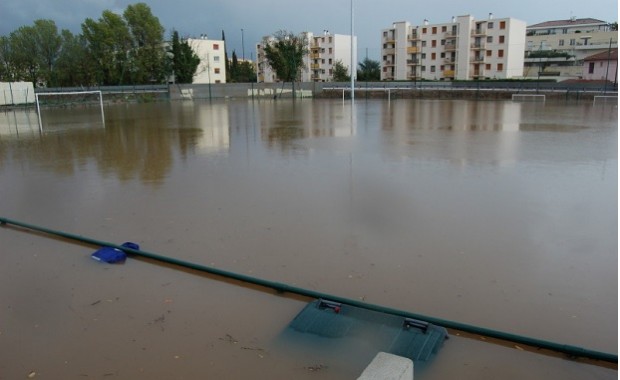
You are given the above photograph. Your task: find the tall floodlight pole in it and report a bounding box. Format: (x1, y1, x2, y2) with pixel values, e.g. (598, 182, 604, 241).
(241, 29, 245, 60)
(351, 0, 355, 101)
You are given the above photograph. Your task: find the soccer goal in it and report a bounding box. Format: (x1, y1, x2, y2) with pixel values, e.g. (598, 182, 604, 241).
(35, 90, 105, 131)
(593, 95, 618, 106)
(511, 94, 546, 102)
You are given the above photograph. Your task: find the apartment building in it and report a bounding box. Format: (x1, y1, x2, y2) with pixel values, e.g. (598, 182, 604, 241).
(381, 15, 526, 81)
(309, 32, 357, 82)
(524, 18, 617, 78)
(187, 36, 227, 84)
(256, 32, 357, 83)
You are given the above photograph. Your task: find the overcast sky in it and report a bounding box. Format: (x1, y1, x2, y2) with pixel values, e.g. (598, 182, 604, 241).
(1, 0, 617, 60)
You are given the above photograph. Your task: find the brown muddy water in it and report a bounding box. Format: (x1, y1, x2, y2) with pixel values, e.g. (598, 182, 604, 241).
(0, 98, 617, 379)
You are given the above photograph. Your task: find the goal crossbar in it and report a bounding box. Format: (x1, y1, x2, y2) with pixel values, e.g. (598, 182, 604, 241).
(35, 90, 105, 131)
(511, 94, 546, 102)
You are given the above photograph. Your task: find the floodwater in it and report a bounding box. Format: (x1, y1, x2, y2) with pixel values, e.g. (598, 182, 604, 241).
(0, 98, 617, 379)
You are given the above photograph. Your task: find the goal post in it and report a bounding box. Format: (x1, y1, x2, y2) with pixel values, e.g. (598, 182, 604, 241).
(511, 94, 546, 102)
(593, 95, 618, 106)
(35, 90, 105, 131)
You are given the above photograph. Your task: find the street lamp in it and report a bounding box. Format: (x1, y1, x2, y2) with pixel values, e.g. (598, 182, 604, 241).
(241, 29, 245, 61)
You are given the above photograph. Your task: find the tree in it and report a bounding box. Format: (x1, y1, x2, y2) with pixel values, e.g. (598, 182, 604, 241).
(9, 25, 39, 83)
(31, 19, 61, 86)
(263, 30, 308, 96)
(124, 3, 166, 83)
(222, 30, 230, 82)
(357, 58, 380, 81)
(55, 30, 94, 86)
(169, 30, 200, 83)
(82, 10, 132, 85)
(332, 60, 350, 82)
(229, 50, 256, 82)
(0, 36, 15, 81)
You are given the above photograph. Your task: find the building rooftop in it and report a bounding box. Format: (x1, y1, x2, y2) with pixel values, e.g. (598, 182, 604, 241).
(527, 18, 608, 29)
(583, 48, 618, 61)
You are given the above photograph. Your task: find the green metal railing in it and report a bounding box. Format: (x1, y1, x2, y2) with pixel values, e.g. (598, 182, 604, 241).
(0, 216, 616, 365)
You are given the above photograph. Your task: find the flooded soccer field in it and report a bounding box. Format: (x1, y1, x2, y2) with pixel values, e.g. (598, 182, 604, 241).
(0, 98, 617, 379)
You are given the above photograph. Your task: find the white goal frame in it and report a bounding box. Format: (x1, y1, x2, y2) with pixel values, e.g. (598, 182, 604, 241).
(35, 90, 105, 131)
(511, 94, 546, 102)
(593, 95, 618, 105)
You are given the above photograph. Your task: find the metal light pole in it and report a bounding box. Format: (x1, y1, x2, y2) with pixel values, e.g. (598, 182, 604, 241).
(241, 29, 245, 60)
(350, 0, 355, 101)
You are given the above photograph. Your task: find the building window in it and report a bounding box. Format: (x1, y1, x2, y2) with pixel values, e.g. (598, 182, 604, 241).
(214, 68, 220, 74)
(562, 28, 568, 34)
(570, 39, 576, 46)
(432, 27, 437, 34)
(499, 35, 505, 43)
(440, 52, 445, 58)
(422, 27, 427, 34)
(422, 41, 427, 47)
(421, 53, 426, 59)
(215, 80, 221, 83)
(589, 62, 595, 73)
(442, 26, 447, 32)
(213, 44, 219, 50)
(559, 39, 564, 46)
(432, 40, 437, 47)
(486, 63, 491, 70)
(421, 66, 426, 72)
(487, 36, 493, 43)
(486, 50, 492, 57)
(497, 63, 503, 71)
(441, 39, 445, 45)
(383, 31, 387, 37)
(498, 49, 504, 57)
(431, 65, 436, 72)
(488, 22, 494, 29)
(500, 21, 506, 29)
(329, 48, 333, 54)
(329, 58, 332, 64)
(322, 59, 325, 63)
(214, 56, 220, 62)
(431, 52, 436, 59)
(329, 37, 332, 43)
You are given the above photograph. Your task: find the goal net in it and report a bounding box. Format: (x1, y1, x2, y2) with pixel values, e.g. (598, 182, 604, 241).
(35, 90, 105, 130)
(593, 95, 618, 106)
(511, 94, 546, 102)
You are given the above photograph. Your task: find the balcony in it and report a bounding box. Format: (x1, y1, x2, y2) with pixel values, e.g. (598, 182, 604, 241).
(471, 28, 486, 36)
(408, 73, 421, 80)
(408, 33, 420, 40)
(383, 61, 395, 67)
(443, 70, 455, 77)
(407, 59, 420, 65)
(383, 37, 396, 44)
(383, 48, 395, 55)
(470, 56, 485, 63)
(310, 53, 320, 59)
(444, 32, 457, 39)
(445, 43, 457, 51)
(407, 46, 419, 54)
(471, 42, 486, 50)
(310, 63, 320, 69)
(471, 70, 485, 78)
(444, 58, 456, 64)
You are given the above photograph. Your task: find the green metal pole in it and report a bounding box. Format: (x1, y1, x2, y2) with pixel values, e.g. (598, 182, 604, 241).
(0, 216, 616, 365)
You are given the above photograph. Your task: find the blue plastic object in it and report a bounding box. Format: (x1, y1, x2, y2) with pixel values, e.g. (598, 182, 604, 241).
(91, 242, 139, 263)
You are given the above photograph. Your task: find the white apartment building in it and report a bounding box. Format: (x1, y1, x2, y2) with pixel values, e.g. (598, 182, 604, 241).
(256, 32, 357, 83)
(309, 32, 357, 82)
(187, 37, 227, 84)
(381, 15, 526, 81)
(524, 18, 617, 78)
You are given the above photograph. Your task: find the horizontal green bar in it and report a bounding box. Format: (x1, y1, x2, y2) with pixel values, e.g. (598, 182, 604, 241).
(0, 216, 616, 364)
